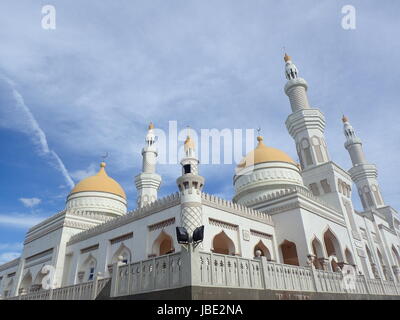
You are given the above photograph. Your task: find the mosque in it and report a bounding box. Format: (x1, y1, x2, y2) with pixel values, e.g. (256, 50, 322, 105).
(0, 54, 399, 299)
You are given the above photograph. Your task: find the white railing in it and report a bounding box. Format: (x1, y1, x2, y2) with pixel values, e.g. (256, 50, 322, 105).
(198, 252, 264, 289)
(262, 262, 314, 292)
(10, 276, 110, 300)
(8, 251, 400, 300)
(113, 252, 182, 297)
(111, 250, 400, 298)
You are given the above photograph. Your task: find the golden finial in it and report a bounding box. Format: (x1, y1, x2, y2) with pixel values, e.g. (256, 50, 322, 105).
(100, 162, 106, 168)
(148, 122, 155, 130)
(342, 115, 349, 123)
(284, 53, 291, 62)
(257, 136, 264, 143)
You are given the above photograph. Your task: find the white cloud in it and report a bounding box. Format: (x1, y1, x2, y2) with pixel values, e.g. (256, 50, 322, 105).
(70, 163, 98, 182)
(0, 242, 23, 251)
(0, 252, 20, 264)
(19, 197, 41, 208)
(0, 214, 46, 229)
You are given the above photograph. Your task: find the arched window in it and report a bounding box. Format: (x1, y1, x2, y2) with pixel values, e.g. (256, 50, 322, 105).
(80, 255, 97, 282)
(301, 138, 313, 166)
(212, 231, 236, 255)
(311, 136, 324, 163)
(363, 186, 374, 207)
(371, 185, 383, 206)
(253, 240, 272, 260)
(152, 231, 175, 256)
(280, 240, 299, 266)
(112, 244, 132, 265)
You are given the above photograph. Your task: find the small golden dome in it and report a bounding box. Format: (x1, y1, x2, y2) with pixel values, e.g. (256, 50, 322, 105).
(148, 122, 155, 130)
(238, 136, 296, 169)
(284, 53, 291, 62)
(342, 115, 349, 123)
(69, 162, 126, 199)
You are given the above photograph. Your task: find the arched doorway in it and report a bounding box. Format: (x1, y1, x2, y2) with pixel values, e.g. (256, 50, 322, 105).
(212, 231, 235, 255)
(280, 240, 299, 266)
(345, 248, 355, 266)
(152, 231, 174, 256)
(311, 237, 325, 269)
(323, 229, 343, 260)
(253, 240, 272, 260)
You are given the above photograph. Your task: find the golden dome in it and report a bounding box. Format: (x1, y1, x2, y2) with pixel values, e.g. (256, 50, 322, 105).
(342, 115, 349, 123)
(284, 53, 291, 62)
(69, 162, 126, 199)
(237, 136, 296, 169)
(148, 122, 155, 130)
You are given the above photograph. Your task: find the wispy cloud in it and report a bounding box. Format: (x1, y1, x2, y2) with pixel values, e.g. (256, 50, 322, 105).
(0, 214, 46, 229)
(70, 162, 98, 182)
(0, 252, 20, 264)
(19, 198, 41, 208)
(0, 76, 74, 189)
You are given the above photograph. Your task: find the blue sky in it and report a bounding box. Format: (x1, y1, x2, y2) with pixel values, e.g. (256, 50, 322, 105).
(0, 0, 399, 264)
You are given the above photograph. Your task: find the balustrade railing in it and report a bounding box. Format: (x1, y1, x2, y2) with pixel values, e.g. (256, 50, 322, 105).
(6, 276, 111, 300)
(5, 250, 400, 300)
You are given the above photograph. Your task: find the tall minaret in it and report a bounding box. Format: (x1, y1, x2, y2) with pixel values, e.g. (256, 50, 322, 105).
(284, 53, 330, 170)
(134, 122, 162, 207)
(343, 116, 385, 210)
(176, 133, 205, 240)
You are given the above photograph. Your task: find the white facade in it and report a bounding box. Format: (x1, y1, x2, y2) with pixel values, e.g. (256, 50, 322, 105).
(1, 54, 400, 299)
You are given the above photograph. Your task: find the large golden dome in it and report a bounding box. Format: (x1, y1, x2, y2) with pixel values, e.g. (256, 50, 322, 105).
(69, 162, 126, 199)
(237, 136, 296, 169)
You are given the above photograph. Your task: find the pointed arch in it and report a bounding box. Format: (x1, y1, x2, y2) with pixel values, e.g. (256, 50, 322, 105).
(345, 247, 355, 265)
(32, 265, 47, 291)
(280, 240, 299, 266)
(311, 236, 324, 269)
(152, 230, 174, 256)
(20, 270, 33, 294)
(253, 240, 271, 260)
(212, 231, 236, 255)
(112, 243, 132, 264)
(329, 255, 341, 272)
(323, 227, 344, 262)
(376, 248, 388, 280)
(392, 245, 400, 267)
(81, 254, 97, 282)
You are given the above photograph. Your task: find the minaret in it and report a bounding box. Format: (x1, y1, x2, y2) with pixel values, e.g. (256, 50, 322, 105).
(134, 122, 162, 207)
(284, 53, 330, 170)
(343, 116, 385, 210)
(176, 133, 205, 240)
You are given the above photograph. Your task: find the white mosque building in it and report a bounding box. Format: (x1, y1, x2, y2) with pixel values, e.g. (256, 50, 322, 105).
(1, 54, 400, 299)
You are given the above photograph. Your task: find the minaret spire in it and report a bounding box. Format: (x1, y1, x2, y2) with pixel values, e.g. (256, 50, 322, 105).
(343, 116, 385, 210)
(134, 122, 162, 207)
(284, 53, 329, 169)
(176, 129, 204, 240)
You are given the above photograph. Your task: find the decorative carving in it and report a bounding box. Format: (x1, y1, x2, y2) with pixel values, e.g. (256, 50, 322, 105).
(148, 218, 176, 232)
(209, 218, 238, 231)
